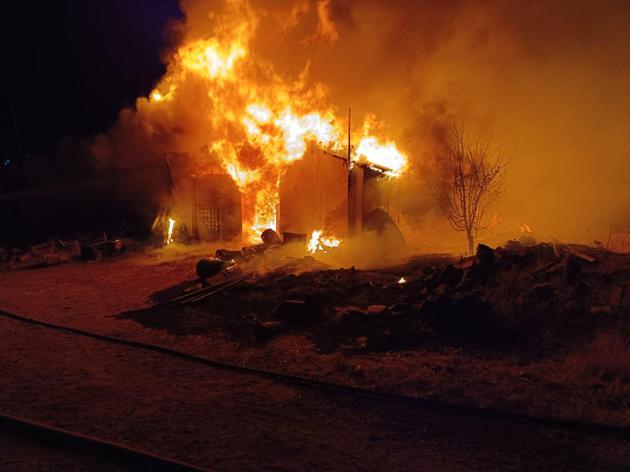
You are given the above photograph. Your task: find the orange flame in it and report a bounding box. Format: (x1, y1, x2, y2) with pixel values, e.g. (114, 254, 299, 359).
(308, 230, 341, 254)
(166, 217, 176, 245)
(138, 1, 408, 242)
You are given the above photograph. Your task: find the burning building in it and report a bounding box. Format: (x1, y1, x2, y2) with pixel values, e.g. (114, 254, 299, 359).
(116, 0, 408, 246)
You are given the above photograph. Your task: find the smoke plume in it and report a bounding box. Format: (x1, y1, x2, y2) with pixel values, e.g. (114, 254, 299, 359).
(89, 0, 630, 248)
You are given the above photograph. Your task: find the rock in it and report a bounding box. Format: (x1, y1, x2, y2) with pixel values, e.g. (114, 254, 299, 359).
(354, 337, 369, 350)
(80, 245, 103, 261)
(565, 255, 582, 283)
(476, 244, 495, 266)
(433, 284, 451, 297)
(387, 319, 430, 347)
(438, 264, 463, 287)
(255, 320, 283, 340)
(334, 306, 368, 324)
(417, 295, 452, 320)
(504, 240, 523, 251)
(215, 248, 243, 261)
(609, 286, 624, 307)
(195, 258, 228, 279)
(518, 235, 537, 247)
(589, 305, 612, 315)
(453, 294, 494, 322)
(261, 228, 282, 246)
(352, 364, 365, 377)
(425, 293, 501, 344)
(529, 283, 556, 300)
(367, 305, 389, 317)
(283, 232, 307, 244)
(275, 299, 317, 324)
(423, 271, 440, 290)
(389, 302, 412, 313)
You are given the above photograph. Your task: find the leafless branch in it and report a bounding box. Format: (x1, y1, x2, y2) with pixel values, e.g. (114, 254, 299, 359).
(428, 123, 507, 253)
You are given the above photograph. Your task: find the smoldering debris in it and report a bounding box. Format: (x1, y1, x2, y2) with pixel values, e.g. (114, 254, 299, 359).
(123, 238, 629, 354)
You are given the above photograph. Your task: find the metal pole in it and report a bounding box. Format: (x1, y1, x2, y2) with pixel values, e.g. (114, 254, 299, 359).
(347, 106, 351, 167)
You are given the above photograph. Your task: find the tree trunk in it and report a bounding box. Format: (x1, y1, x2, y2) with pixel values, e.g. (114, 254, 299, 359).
(466, 230, 474, 255)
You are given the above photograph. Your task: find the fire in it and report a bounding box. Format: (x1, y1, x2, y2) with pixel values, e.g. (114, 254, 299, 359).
(398, 277, 407, 284)
(308, 230, 341, 254)
(356, 137, 407, 176)
(179, 38, 246, 81)
(166, 217, 176, 245)
(137, 1, 408, 242)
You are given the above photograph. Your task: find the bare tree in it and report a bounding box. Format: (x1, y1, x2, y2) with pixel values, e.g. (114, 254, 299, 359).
(430, 125, 506, 254)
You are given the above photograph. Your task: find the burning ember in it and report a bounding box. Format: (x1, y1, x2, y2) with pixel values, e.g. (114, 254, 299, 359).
(139, 0, 408, 242)
(307, 230, 341, 254)
(398, 277, 407, 284)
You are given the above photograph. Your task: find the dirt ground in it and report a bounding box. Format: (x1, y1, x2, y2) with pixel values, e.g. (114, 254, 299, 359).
(2, 245, 629, 426)
(1, 246, 630, 469)
(3, 310, 630, 471)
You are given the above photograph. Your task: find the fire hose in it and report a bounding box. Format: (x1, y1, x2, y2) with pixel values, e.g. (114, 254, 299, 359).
(1, 308, 630, 440)
(0, 413, 210, 471)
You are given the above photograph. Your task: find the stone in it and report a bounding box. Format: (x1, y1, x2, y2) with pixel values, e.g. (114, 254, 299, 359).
(255, 320, 283, 340)
(274, 299, 318, 324)
(529, 283, 556, 300)
(389, 302, 412, 313)
(334, 306, 368, 324)
(564, 255, 582, 283)
(476, 244, 495, 266)
(261, 228, 282, 246)
(195, 258, 227, 279)
(438, 264, 463, 287)
(367, 305, 389, 316)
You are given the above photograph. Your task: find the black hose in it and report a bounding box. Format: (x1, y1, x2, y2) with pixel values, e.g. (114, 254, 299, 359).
(0, 413, 210, 471)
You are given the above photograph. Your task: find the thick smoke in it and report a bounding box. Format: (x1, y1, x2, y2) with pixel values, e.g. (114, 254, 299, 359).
(249, 0, 630, 245)
(90, 0, 630, 248)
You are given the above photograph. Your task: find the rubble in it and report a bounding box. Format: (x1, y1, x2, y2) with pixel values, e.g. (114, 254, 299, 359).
(0, 232, 127, 270)
(255, 320, 284, 340)
(145, 233, 629, 352)
(367, 304, 389, 317)
(261, 228, 282, 247)
(476, 244, 495, 266)
(274, 299, 315, 324)
(215, 249, 243, 261)
(334, 306, 368, 325)
(195, 258, 230, 279)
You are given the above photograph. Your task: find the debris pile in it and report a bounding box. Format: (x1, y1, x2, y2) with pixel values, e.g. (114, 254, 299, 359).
(174, 229, 313, 306)
(0, 230, 130, 271)
(167, 239, 629, 353)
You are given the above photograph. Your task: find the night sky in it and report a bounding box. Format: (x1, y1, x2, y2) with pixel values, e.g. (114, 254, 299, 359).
(0, 0, 182, 158)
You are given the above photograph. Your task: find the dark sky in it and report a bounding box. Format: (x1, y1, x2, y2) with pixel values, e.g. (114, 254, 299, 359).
(0, 0, 182, 158)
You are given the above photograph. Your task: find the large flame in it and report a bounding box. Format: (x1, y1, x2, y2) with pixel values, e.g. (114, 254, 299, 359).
(142, 0, 407, 242)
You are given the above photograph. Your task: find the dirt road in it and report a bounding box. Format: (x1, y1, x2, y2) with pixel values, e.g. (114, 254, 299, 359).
(2, 315, 630, 471)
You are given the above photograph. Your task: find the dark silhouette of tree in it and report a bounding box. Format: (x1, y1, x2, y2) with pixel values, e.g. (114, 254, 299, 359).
(430, 125, 506, 254)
